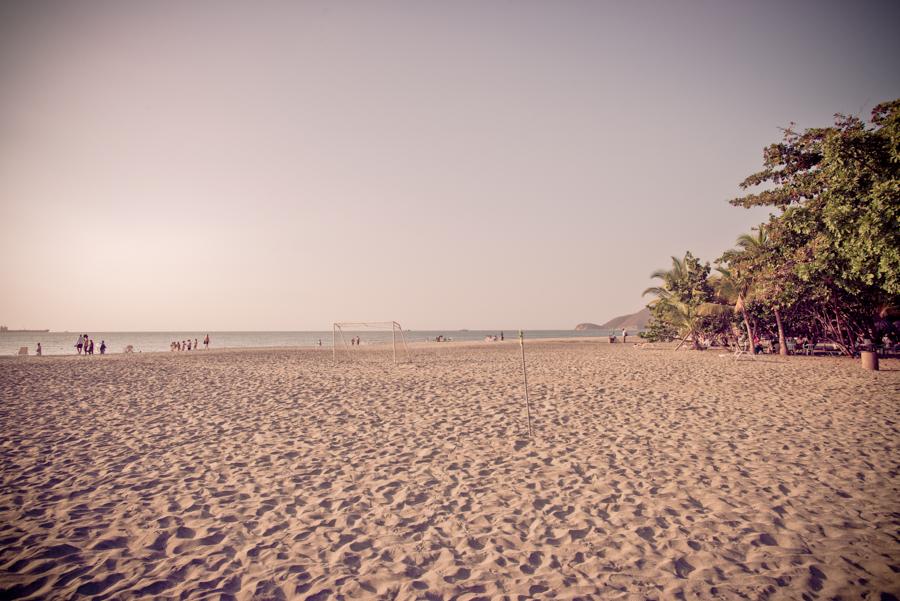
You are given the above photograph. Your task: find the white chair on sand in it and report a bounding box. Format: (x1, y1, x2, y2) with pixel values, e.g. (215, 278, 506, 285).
(720, 342, 755, 362)
(18, 347, 28, 356)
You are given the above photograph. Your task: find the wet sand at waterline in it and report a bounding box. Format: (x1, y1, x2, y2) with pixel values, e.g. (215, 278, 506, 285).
(1, 341, 898, 599)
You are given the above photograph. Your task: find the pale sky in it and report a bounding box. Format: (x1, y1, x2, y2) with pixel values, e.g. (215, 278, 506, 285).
(1, 1, 898, 331)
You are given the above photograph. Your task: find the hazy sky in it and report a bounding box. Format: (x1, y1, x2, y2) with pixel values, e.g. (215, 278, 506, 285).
(1, 1, 898, 331)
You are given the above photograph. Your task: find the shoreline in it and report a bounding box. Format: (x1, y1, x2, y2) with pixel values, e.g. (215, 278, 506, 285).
(1, 336, 630, 359)
(1, 336, 883, 362)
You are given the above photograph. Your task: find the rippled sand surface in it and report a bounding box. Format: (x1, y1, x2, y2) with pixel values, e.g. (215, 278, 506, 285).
(1, 342, 898, 600)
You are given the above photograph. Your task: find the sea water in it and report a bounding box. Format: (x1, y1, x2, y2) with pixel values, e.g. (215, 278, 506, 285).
(0, 330, 618, 356)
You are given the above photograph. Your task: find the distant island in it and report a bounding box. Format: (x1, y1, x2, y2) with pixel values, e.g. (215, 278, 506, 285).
(575, 307, 650, 331)
(0, 326, 49, 333)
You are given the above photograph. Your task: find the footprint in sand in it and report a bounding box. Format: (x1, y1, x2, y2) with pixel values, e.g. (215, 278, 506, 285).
(674, 557, 695, 579)
(757, 533, 778, 546)
(443, 567, 470, 583)
(808, 565, 827, 592)
(175, 526, 195, 539)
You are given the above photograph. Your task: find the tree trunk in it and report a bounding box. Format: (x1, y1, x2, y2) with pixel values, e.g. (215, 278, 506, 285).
(774, 307, 787, 355)
(833, 305, 855, 356)
(740, 305, 755, 354)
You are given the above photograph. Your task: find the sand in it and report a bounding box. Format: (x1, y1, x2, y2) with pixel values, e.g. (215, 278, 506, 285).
(1, 341, 898, 600)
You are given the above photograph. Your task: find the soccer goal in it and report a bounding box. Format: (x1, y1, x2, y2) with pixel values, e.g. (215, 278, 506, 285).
(332, 321, 412, 364)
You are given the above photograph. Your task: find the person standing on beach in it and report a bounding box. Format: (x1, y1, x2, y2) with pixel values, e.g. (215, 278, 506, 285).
(36, 342, 42, 356)
(75, 334, 84, 354)
(622, 328, 628, 343)
(194, 338, 198, 351)
(100, 340, 106, 354)
(204, 334, 209, 349)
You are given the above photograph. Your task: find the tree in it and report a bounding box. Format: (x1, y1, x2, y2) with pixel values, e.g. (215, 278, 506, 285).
(710, 265, 756, 352)
(730, 100, 900, 354)
(729, 226, 800, 355)
(642, 252, 727, 348)
(642, 303, 679, 342)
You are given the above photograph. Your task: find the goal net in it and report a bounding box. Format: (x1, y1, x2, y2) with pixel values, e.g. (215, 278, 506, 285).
(332, 321, 412, 364)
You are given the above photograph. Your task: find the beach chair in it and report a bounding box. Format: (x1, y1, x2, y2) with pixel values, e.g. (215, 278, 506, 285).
(720, 341, 755, 361)
(124, 345, 134, 354)
(17, 346, 28, 356)
(810, 343, 841, 356)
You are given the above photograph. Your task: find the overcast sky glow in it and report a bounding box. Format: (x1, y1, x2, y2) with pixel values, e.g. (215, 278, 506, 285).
(1, 1, 898, 331)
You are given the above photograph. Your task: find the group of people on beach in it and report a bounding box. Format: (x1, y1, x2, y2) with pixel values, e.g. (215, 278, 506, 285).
(171, 335, 209, 352)
(608, 328, 629, 343)
(348, 336, 361, 346)
(75, 334, 106, 355)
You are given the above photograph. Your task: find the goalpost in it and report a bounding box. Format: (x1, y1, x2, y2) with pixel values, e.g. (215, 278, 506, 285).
(332, 321, 412, 364)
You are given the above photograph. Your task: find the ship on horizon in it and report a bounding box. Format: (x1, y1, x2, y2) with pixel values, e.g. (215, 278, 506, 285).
(0, 326, 50, 333)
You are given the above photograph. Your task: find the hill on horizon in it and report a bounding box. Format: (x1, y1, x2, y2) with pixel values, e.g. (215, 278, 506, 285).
(575, 307, 651, 331)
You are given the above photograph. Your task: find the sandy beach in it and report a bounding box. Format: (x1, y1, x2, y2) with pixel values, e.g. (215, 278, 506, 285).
(1, 341, 898, 600)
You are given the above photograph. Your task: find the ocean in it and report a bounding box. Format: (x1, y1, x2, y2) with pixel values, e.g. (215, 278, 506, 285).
(0, 329, 620, 356)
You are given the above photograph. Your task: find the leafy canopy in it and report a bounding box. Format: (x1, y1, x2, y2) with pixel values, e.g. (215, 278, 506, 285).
(731, 99, 900, 298)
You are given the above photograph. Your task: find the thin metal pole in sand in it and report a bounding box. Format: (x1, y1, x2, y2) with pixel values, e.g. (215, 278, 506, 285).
(519, 330, 533, 439)
(332, 324, 336, 364)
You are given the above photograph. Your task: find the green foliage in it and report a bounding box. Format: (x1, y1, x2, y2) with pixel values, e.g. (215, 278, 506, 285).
(642, 252, 726, 346)
(642, 99, 899, 354)
(731, 100, 900, 299)
(642, 302, 679, 342)
(644, 252, 713, 306)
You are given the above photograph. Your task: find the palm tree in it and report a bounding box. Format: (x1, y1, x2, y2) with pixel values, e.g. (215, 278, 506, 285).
(643, 255, 689, 298)
(643, 254, 712, 301)
(643, 257, 731, 349)
(643, 291, 729, 350)
(736, 227, 789, 355)
(712, 266, 756, 353)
